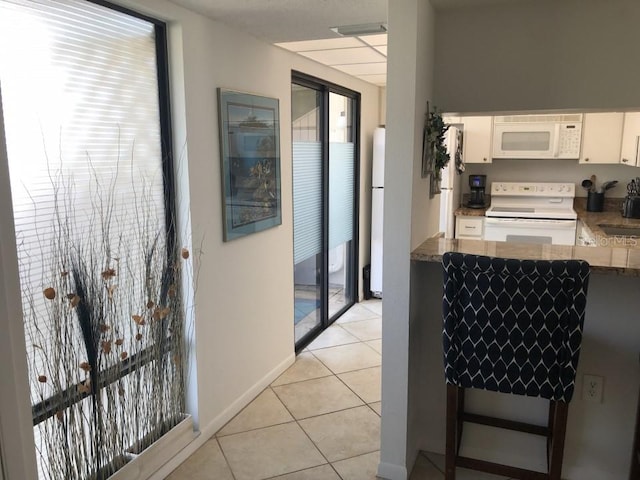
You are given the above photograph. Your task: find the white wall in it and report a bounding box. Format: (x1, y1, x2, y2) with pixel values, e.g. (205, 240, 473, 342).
(461, 159, 635, 200)
(0, 1, 381, 477)
(379, 1, 436, 478)
(434, 0, 640, 114)
(0, 88, 38, 480)
(434, 0, 640, 206)
(379, 1, 640, 478)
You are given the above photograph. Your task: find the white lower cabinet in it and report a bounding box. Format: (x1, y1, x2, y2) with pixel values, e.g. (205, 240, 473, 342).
(576, 220, 596, 246)
(455, 216, 484, 240)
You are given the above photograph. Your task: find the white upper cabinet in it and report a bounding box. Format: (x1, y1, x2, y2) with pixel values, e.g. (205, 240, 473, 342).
(620, 112, 640, 167)
(579, 112, 624, 164)
(461, 116, 493, 164)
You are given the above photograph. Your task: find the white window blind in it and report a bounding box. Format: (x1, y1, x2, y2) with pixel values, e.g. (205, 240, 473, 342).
(0, 0, 165, 403)
(328, 142, 354, 249)
(292, 141, 322, 264)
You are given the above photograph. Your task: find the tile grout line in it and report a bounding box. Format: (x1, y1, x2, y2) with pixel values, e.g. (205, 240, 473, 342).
(214, 306, 382, 480)
(334, 368, 380, 408)
(268, 384, 337, 478)
(214, 436, 238, 480)
(269, 355, 381, 479)
(308, 344, 382, 376)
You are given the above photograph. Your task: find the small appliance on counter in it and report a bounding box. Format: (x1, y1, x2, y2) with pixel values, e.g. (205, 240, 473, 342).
(466, 174, 487, 208)
(623, 177, 640, 218)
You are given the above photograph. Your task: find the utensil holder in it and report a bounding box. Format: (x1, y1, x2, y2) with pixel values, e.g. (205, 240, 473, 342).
(587, 191, 604, 212)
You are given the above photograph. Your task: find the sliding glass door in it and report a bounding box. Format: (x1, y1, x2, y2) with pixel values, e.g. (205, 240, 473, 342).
(292, 83, 323, 343)
(328, 92, 356, 317)
(292, 72, 359, 350)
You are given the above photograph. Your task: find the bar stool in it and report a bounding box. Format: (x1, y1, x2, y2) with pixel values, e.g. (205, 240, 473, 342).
(441, 252, 590, 480)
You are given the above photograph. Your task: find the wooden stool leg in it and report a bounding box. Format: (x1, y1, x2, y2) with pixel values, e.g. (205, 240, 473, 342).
(630, 385, 640, 480)
(549, 401, 569, 480)
(446, 384, 458, 480)
(456, 387, 465, 454)
(547, 400, 556, 468)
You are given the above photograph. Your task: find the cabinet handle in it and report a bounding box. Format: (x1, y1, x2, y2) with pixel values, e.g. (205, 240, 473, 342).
(584, 158, 589, 162)
(483, 157, 487, 162)
(622, 158, 629, 163)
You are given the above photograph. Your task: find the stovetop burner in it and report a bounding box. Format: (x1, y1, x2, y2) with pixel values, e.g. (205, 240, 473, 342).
(490, 207, 535, 213)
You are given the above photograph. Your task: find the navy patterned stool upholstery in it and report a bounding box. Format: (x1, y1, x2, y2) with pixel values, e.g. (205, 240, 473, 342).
(442, 252, 590, 480)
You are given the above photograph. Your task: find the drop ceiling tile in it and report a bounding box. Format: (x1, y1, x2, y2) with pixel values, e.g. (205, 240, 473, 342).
(299, 47, 386, 65)
(358, 33, 387, 47)
(374, 46, 387, 56)
(357, 74, 387, 86)
(275, 37, 361, 52)
(334, 62, 387, 76)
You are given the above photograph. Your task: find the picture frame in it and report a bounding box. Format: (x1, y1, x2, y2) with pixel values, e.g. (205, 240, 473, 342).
(217, 88, 281, 241)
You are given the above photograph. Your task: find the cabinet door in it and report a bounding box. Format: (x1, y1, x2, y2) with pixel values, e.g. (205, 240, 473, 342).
(462, 116, 493, 164)
(620, 112, 640, 167)
(455, 216, 484, 239)
(579, 112, 623, 164)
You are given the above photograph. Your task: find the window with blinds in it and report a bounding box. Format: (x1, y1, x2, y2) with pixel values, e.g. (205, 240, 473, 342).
(0, 1, 178, 478)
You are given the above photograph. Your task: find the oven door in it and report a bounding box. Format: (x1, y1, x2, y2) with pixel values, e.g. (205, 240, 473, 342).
(484, 217, 577, 245)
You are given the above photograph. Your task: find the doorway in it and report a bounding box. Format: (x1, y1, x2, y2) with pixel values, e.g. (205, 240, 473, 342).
(291, 72, 360, 350)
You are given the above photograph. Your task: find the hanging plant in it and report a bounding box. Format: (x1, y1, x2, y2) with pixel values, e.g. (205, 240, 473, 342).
(421, 103, 451, 196)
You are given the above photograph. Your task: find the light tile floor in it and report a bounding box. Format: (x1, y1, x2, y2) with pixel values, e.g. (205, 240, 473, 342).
(167, 299, 515, 480)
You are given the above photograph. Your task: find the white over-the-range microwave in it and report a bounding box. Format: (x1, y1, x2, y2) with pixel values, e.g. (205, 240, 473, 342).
(492, 113, 583, 159)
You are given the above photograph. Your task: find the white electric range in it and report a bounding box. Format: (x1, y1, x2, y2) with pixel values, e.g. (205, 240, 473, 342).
(484, 182, 577, 245)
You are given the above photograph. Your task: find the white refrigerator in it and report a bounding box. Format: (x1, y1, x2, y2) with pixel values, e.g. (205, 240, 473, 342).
(439, 126, 463, 238)
(370, 127, 385, 297)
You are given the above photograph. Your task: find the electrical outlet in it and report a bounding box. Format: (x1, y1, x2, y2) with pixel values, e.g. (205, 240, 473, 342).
(582, 374, 604, 403)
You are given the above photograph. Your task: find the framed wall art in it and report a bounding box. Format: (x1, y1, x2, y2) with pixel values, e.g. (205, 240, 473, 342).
(217, 88, 281, 241)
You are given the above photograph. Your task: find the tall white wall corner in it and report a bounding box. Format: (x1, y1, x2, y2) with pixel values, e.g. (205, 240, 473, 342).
(377, 461, 408, 480)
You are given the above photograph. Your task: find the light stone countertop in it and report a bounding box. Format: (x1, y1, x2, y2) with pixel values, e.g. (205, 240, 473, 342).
(435, 196, 640, 274)
(574, 197, 640, 248)
(454, 205, 487, 217)
(411, 236, 640, 276)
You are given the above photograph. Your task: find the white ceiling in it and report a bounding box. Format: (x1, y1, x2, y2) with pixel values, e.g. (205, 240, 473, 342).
(167, 0, 388, 86)
(166, 0, 522, 88)
(276, 34, 387, 87)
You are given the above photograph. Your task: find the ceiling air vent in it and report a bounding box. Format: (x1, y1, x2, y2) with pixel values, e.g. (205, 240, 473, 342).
(330, 23, 387, 37)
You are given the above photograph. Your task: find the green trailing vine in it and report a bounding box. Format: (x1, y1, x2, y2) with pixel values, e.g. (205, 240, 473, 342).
(422, 103, 451, 198)
(427, 106, 451, 172)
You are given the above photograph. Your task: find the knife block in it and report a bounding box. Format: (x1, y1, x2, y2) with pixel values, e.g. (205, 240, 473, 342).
(622, 196, 640, 218)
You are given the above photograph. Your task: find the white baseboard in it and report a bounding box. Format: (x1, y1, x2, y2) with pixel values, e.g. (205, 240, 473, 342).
(377, 461, 408, 480)
(148, 352, 296, 479)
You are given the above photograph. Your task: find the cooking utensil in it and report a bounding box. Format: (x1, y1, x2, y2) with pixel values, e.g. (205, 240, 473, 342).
(590, 174, 597, 193)
(581, 179, 593, 191)
(600, 180, 618, 192)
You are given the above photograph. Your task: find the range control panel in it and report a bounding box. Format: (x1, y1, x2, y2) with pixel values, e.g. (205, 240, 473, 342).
(490, 182, 575, 197)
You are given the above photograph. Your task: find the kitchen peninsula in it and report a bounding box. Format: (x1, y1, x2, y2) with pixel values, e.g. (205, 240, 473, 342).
(409, 237, 640, 479)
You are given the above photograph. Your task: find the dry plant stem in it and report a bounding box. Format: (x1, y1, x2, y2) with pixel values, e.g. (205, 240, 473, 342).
(18, 148, 192, 480)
